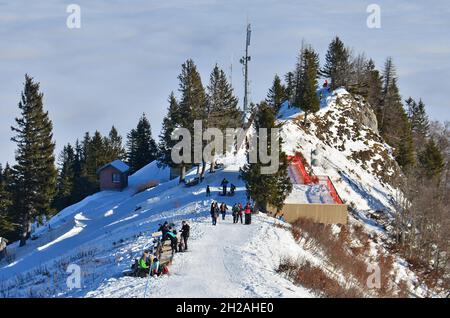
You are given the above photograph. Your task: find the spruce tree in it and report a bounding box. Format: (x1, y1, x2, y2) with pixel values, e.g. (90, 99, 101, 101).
(0, 165, 14, 235)
(266, 74, 287, 113)
(11, 75, 57, 246)
(396, 119, 415, 171)
(379, 57, 396, 131)
(83, 131, 106, 190)
(284, 71, 296, 105)
(206, 64, 240, 130)
(240, 102, 292, 212)
(379, 69, 415, 171)
(206, 65, 240, 173)
(176, 59, 207, 182)
(364, 59, 383, 113)
(127, 114, 158, 173)
(406, 97, 430, 152)
(418, 139, 445, 179)
(321, 36, 351, 90)
(71, 140, 88, 203)
(106, 126, 126, 161)
(126, 129, 138, 172)
(53, 144, 76, 211)
(298, 47, 320, 125)
(158, 92, 181, 168)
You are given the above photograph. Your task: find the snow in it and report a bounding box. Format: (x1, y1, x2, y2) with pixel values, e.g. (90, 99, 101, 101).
(285, 184, 335, 204)
(86, 215, 314, 298)
(0, 138, 316, 298)
(0, 88, 432, 298)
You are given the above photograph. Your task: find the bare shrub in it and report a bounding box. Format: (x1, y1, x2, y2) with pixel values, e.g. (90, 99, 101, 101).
(277, 257, 363, 297)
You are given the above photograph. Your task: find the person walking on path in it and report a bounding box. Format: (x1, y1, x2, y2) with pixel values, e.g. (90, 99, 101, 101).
(206, 185, 211, 197)
(210, 202, 217, 225)
(237, 203, 244, 224)
(232, 203, 239, 223)
(210, 201, 219, 225)
(220, 178, 229, 196)
(220, 202, 228, 220)
(180, 221, 190, 251)
(244, 202, 252, 225)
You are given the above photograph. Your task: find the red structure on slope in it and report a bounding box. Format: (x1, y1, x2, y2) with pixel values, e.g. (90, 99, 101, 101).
(287, 153, 343, 205)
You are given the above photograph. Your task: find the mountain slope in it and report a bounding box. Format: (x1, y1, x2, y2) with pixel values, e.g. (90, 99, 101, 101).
(0, 88, 432, 298)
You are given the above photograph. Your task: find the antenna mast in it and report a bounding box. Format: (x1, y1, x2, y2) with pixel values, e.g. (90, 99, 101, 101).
(240, 23, 251, 115)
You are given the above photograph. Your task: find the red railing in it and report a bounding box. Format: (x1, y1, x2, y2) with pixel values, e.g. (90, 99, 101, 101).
(288, 154, 314, 184)
(288, 153, 343, 205)
(326, 176, 343, 204)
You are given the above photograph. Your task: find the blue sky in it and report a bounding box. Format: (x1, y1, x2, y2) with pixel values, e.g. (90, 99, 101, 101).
(1, 0, 449, 165)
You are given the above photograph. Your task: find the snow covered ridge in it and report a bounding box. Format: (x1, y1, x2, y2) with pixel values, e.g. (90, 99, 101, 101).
(279, 88, 401, 213)
(0, 88, 433, 297)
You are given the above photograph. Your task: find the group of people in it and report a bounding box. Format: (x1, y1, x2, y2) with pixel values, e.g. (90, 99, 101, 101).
(134, 220, 190, 278)
(157, 220, 190, 254)
(210, 201, 253, 225)
(205, 179, 236, 197)
(220, 178, 236, 196)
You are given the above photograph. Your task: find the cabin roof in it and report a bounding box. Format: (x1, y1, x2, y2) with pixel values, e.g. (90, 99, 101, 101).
(97, 159, 130, 174)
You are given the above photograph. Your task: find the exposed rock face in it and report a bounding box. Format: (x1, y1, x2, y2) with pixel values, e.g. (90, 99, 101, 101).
(308, 89, 403, 186)
(353, 95, 378, 133)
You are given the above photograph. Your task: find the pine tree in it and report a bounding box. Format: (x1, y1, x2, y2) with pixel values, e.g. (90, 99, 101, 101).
(418, 139, 445, 179)
(0, 165, 14, 234)
(321, 36, 351, 90)
(364, 59, 383, 113)
(158, 92, 181, 168)
(10, 75, 57, 246)
(406, 97, 430, 152)
(53, 144, 76, 211)
(83, 131, 106, 190)
(206, 65, 240, 173)
(206, 64, 240, 130)
(284, 71, 296, 105)
(378, 57, 396, 131)
(106, 126, 126, 161)
(396, 119, 415, 171)
(127, 114, 158, 173)
(266, 74, 287, 113)
(71, 139, 90, 203)
(298, 47, 320, 124)
(240, 102, 292, 212)
(126, 128, 138, 172)
(176, 59, 207, 182)
(378, 68, 415, 171)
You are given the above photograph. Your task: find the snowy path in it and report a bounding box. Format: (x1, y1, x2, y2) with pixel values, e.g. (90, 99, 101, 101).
(86, 214, 314, 298)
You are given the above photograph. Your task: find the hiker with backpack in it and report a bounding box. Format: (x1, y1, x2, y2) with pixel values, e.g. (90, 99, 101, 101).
(164, 227, 178, 254)
(180, 221, 190, 251)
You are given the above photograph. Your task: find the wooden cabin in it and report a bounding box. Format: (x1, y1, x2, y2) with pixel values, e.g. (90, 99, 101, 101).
(97, 160, 130, 191)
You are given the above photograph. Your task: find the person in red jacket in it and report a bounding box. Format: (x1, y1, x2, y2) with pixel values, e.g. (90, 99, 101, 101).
(244, 203, 252, 225)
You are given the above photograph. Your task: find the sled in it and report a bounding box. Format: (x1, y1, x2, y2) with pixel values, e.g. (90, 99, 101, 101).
(152, 231, 163, 238)
(185, 177, 200, 187)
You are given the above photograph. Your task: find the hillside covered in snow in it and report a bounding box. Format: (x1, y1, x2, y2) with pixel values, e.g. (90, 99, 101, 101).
(0, 89, 436, 298)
